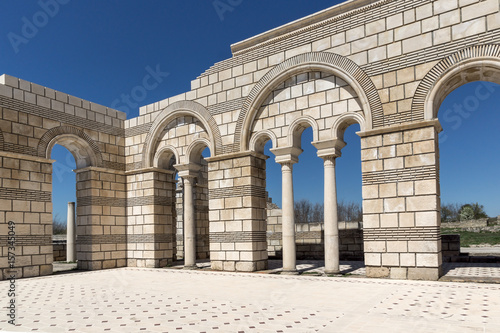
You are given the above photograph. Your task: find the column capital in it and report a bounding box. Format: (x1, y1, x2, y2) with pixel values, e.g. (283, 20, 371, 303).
(174, 163, 202, 178)
(270, 146, 303, 165)
(312, 139, 346, 158)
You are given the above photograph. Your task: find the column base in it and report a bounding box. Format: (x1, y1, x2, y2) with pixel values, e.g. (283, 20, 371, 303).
(183, 265, 198, 270)
(324, 270, 340, 275)
(281, 269, 299, 275)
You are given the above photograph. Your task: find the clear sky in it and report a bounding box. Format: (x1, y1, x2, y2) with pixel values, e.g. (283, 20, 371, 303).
(1, 1, 499, 221)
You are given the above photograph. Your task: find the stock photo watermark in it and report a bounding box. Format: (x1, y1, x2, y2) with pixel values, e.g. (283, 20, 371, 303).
(213, 0, 243, 21)
(439, 81, 497, 143)
(110, 64, 169, 114)
(6, 221, 17, 325)
(7, 0, 71, 54)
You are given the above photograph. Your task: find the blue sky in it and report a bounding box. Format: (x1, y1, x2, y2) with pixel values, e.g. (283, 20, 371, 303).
(1, 1, 499, 220)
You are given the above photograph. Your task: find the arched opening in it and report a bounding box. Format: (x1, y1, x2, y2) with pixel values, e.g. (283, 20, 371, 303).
(50, 144, 78, 273)
(438, 81, 500, 262)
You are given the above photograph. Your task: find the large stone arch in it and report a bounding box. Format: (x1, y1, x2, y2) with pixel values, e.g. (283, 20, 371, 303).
(412, 44, 500, 120)
(142, 100, 222, 168)
(37, 125, 103, 168)
(236, 52, 382, 151)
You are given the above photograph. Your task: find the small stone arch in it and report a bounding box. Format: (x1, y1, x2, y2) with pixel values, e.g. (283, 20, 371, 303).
(185, 137, 212, 165)
(331, 112, 366, 140)
(412, 44, 500, 120)
(37, 126, 103, 168)
(236, 52, 382, 151)
(249, 129, 278, 154)
(287, 115, 320, 148)
(153, 144, 180, 170)
(142, 100, 222, 168)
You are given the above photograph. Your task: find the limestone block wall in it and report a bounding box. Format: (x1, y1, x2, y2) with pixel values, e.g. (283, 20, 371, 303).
(2, 0, 500, 280)
(76, 168, 127, 270)
(126, 170, 175, 268)
(361, 122, 442, 280)
(208, 154, 268, 271)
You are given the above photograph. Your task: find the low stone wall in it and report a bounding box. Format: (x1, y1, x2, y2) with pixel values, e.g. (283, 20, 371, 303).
(53, 240, 66, 262)
(267, 208, 364, 260)
(441, 234, 460, 261)
(441, 219, 488, 228)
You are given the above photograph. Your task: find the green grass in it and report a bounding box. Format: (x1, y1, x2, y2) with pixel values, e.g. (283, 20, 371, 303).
(442, 228, 500, 247)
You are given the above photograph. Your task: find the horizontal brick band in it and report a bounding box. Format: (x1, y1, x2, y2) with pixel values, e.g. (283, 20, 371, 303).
(0, 188, 51, 202)
(210, 231, 267, 243)
(209, 185, 266, 199)
(127, 233, 174, 243)
(78, 195, 174, 207)
(0, 235, 51, 246)
(125, 123, 152, 138)
(363, 227, 440, 241)
(268, 229, 362, 240)
(0, 96, 124, 137)
(77, 234, 126, 245)
(126, 162, 144, 172)
(207, 97, 245, 116)
(78, 196, 127, 207)
(2, 142, 38, 156)
(362, 166, 436, 186)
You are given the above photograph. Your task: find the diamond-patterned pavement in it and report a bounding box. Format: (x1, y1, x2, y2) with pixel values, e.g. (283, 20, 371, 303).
(0, 263, 500, 332)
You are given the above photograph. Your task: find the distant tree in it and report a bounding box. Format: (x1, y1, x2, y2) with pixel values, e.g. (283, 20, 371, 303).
(441, 203, 462, 222)
(459, 203, 488, 220)
(53, 214, 67, 235)
(294, 199, 362, 223)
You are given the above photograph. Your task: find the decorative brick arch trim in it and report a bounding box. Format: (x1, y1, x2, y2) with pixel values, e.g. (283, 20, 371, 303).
(37, 126, 104, 168)
(0, 129, 3, 151)
(142, 100, 222, 168)
(412, 44, 500, 120)
(236, 52, 381, 151)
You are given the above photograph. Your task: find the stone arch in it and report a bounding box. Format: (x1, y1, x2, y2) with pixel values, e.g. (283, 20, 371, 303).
(153, 144, 180, 170)
(287, 115, 320, 148)
(237, 52, 382, 151)
(142, 100, 222, 168)
(249, 129, 278, 154)
(412, 44, 500, 120)
(38, 126, 103, 168)
(331, 112, 366, 140)
(185, 137, 212, 164)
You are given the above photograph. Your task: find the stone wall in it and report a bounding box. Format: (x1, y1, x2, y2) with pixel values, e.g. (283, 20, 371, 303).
(441, 219, 488, 229)
(53, 240, 66, 262)
(2, 0, 500, 280)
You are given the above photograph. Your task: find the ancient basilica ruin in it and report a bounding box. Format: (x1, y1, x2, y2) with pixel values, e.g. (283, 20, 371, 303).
(1, 0, 500, 281)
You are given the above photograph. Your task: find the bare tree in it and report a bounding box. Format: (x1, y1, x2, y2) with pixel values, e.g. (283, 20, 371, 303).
(294, 199, 362, 223)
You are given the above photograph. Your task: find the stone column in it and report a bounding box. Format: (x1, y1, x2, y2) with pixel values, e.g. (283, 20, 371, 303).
(312, 139, 346, 276)
(323, 157, 339, 274)
(175, 163, 202, 270)
(182, 175, 197, 269)
(270, 146, 302, 275)
(66, 202, 76, 262)
(280, 162, 297, 274)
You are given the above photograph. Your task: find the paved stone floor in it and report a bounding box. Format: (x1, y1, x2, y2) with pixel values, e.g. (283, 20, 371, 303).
(1, 262, 500, 332)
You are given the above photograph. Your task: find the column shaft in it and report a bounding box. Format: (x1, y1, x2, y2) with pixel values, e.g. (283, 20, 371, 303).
(66, 202, 76, 262)
(281, 162, 297, 274)
(324, 157, 339, 274)
(183, 177, 197, 269)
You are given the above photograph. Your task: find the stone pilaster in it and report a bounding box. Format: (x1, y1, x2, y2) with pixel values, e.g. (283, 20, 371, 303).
(75, 167, 127, 270)
(126, 168, 176, 268)
(0, 152, 53, 280)
(207, 152, 268, 272)
(360, 120, 442, 281)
